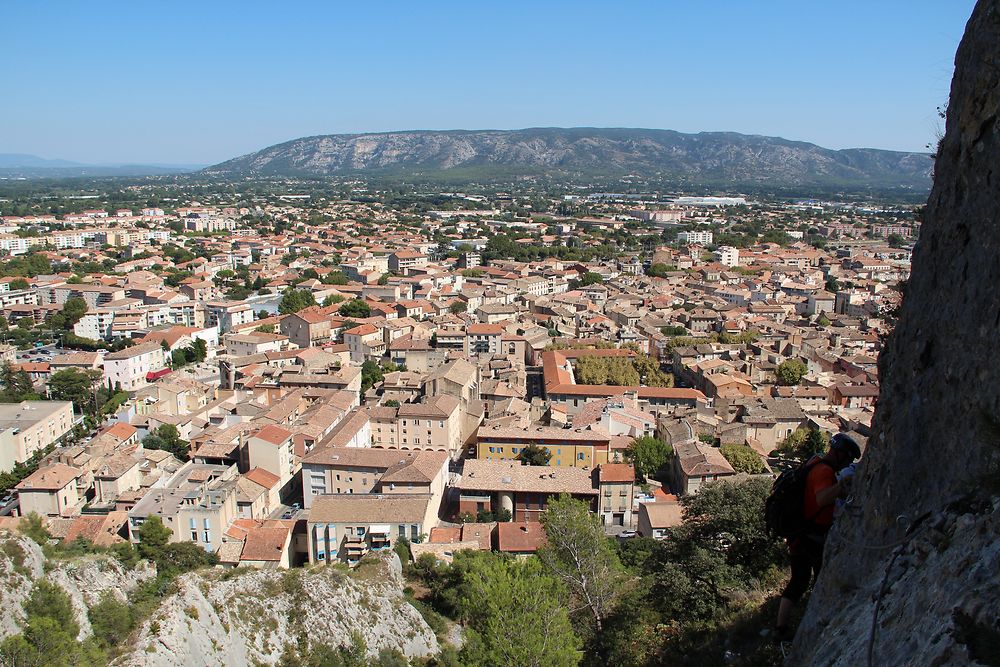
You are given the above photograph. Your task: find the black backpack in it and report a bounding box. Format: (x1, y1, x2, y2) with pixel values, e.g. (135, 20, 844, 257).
(764, 459, 830, 539)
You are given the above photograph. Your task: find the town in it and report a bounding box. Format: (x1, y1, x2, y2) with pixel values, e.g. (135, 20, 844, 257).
(0, 180, 913, 664)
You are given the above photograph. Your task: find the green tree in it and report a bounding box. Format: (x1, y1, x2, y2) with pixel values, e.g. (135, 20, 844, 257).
(142, 424, 189, 461)
(48, 368, 102, 413)
(625, 436, 672, 480)
(459, 554, 580, 667)
(137, 515, 171, 559)
(539, 495, 626, 646)
(573, 271, 604, 288)
(775, 358, 808, 386)
(360, 360, 384, 394)
(8, 278, 29, 291)
(646, 263, 673, 278)
(255, 324, 275, 333)
(278, 289, 317, 315)
(88, 592, 134, 649)
(188, 338, 208, 363)
(338, 299, 371, 318)
(322, 294, 345, 307)
(448, 301, 467, 315)
(518, 443, 551, 466)
(0, 363, 37, 402)
(777, 427, 829, 461)
(719, 443, 765, 474)
(170, 348, 188, 369)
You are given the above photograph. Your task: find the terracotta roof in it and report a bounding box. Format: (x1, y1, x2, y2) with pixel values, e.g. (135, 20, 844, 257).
(598, 463, 636, 483)
(240, 525, 290, 562)
(497, 522, 547, 553)
(640, 501, 684, 530)
(308, 493, 432, 524)
(459, 460, 597, 495)
(244, 467, 280, 489)
(17, 464, 79, 491)
(252, 424, 293, 446)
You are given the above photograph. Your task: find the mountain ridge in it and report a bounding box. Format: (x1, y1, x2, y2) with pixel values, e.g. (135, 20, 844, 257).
(203, 127, 933, 189)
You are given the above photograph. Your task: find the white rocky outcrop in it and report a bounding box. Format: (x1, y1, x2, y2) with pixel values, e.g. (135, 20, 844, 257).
(114, 553, 439, 666)
(0, 532, 154, 641)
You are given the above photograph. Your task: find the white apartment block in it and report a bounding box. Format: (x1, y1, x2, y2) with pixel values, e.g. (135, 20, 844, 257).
(103, 342, 168, 391)
(679, 230, 714, 245)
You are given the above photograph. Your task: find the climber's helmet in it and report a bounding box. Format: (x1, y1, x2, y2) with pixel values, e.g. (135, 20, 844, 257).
(829, 432, 862, 465)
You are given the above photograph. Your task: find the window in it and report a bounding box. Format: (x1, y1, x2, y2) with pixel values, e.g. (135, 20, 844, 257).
(410, 524, 419, 540)
(189, 518, 197, 542)
(203, 530, 211, 543)
(398, 524, 406, 537)
(578, 453, 585, 461)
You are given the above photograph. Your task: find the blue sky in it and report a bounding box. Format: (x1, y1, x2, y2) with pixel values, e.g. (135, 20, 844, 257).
(2, 1, 976, 165)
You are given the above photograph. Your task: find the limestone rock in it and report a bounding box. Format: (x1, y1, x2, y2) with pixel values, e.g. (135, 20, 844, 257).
(114, 553, 439, 667)
(791, 1, 1000, 664)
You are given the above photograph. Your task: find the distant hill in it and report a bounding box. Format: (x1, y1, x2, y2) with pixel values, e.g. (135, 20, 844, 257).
(0, 154, 200, 178)
(202, 127, 933, 190)
(0, 153, 83, 168)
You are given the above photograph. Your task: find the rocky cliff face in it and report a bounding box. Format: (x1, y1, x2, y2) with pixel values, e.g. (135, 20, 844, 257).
(202, 128, 931, 189)
(0, 533, 155, 642)
(790, 2, 1000, 665)
(113, 554, 438, 667)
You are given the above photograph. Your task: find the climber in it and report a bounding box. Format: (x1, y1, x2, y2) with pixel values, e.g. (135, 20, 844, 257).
(775, 432, 862, 639)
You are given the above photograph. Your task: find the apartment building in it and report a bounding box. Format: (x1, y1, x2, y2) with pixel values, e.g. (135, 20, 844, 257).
(205, 301, 255, 334)
(466, 323, 503, 356)
(224, 331, 292, 357)
(368, 394, 463, 455)
(476, 422, 612, 468)
(16, 463, 83, 517)
(307, 493, 435, 565)
(128, 462, 240, 552)
(103, 342, 168, 391)
(246, 424, 296, 487)
(0, 400, 75, 472)
(457, 460, 598, 522)
(301, 447, 447, 509)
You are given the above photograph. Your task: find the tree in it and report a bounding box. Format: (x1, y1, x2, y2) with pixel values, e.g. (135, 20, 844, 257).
(539, 495, 626, 649)
(625, 436, 672, 480)
(0, 363, 37, 402)
(777, 427, 829, 461)
(360, 360, 384, 394)
(142, 424, 189, 461)
(48, 367, 102, 413)
(459, 554, 580, 666)
(88, 592, 134, 649)
(338, 299, 371, 318)
(448, 301, 467, 315)
(887, 233, 907, 248)
(775, 358, 808, 386)
(817, 314, 832, 327)
(573, 271, 604, 288)
(8, 278, 29, 291)
(719, 443, 765, 474)
(278, 288, 317, 315)
(646, 263, 673, 278)
(48, 296, 89, 331)
(322, 294, 345, 307)
(188, 338, 208, 363)
(136, 515, 172, 560)
(255, 324, 275, 333)
(171, 348, 188, 369)
(518, 443, 551, 466)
